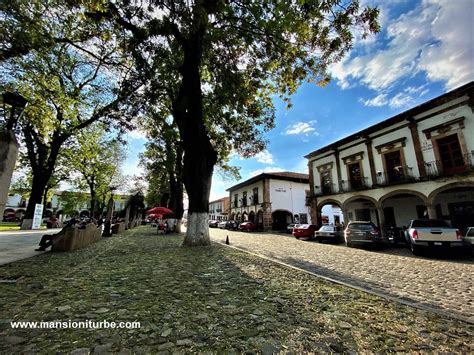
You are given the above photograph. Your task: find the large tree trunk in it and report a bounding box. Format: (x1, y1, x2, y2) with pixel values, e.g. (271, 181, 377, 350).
(21, 170, 51, 229)
(89, 181, 96, 218)
(175, 44, 217, 245)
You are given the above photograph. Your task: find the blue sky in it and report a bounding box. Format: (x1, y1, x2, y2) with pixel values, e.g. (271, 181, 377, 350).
(123, 0, 474, 201)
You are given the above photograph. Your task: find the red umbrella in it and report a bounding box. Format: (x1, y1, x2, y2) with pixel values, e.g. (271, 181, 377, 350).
(146, 207, 173, 215)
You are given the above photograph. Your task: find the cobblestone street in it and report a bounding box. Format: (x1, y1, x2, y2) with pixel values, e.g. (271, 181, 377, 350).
(209, 228, 474, 323)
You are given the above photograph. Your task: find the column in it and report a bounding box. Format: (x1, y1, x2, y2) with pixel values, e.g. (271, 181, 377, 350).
(426, 204, 437, 219)
(408, 121, 427, 178)
(334, 149, 342, 192)
(376, 206, 386, 236)
(0, 131, 19, 218)
(365, 137, 377, 186)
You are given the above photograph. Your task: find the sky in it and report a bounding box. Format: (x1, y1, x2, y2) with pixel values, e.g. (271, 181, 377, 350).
(123, 0, 474, 202)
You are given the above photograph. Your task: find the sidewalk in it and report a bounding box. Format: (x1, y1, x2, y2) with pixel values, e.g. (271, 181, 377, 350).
(0, 229, 60, 266)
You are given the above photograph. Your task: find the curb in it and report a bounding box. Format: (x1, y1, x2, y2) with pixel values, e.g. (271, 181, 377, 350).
(214, 240, 474, 325)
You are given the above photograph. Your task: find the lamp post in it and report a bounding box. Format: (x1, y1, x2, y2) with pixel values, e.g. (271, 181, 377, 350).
(0, 92, 27, 219)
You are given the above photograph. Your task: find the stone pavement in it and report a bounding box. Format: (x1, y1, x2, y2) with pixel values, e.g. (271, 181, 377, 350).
(209, 228, 474, 323)
(0, 229, 61, 266)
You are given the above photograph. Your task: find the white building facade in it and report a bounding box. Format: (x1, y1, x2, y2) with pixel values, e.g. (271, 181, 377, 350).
(227, 172, 312, 230)
(305, 82, 474, 233)
(208, 197, 230, 221)
(3, 191, 130, 221)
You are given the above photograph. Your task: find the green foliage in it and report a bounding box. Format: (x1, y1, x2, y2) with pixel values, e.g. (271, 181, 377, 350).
(57, 190, 89, 216)
(63, 122, 127, 214)
(100, 0, 379, 160)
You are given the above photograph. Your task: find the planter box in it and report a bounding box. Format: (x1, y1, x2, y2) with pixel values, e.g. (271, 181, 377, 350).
(52, 224, 102, 252)
(111, 222, 126, 235)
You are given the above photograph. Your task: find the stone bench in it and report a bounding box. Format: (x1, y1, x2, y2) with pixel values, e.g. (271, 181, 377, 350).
(52, 224, 102, 252)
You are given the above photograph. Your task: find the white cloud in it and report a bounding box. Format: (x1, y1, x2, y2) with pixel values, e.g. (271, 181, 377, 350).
(284, 121, 318, 135)
(331, 0, 474, 91)
(249, 167, 285, 177)
(360, 83, 430, 109)
(389, 92, 413, 108)
(360, 93, 388, 107)
(254, 150, 275, 164)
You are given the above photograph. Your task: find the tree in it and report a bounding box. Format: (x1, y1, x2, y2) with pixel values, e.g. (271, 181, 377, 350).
(1, 34, 134, 228)
(94, 0, 379, 245)
(140, 111, 185, 227)
(58, 191, 89, 217)
(63, 123, 126, 218)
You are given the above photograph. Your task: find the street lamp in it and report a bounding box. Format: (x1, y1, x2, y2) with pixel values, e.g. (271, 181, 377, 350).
(0, 92, 28, 220)
(1, 91, 28, 132)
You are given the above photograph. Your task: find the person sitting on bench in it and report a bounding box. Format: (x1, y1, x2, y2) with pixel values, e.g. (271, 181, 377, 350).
(35, 216, 78, 251)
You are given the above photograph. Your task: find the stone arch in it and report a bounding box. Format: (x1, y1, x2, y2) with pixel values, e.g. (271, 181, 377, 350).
(242, 211, 248, 221)
(230, 212, 235, 220)
(342, 195, 378, 210)
(235, 212, 241, 221)
(271, 209, 293, 230)
(379, 189, 429, 205)
(428, 181, 474, 204)
(317, 198, 343, 211)
(248, 211, 255, 223)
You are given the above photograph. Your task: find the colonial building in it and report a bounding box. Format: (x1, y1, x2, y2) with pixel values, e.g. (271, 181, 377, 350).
(208, 197, 230, 221)
(3, 191, 130, 221)
(227, 172, 311, 230)
(305, 82, 474, 234)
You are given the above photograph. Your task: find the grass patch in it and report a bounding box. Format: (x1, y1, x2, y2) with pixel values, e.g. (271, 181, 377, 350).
(0, 226, 472, 353)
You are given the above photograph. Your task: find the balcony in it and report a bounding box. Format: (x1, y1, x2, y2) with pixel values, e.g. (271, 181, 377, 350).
(341, 177, 369, 192)
(375, 166, 416, 186)
(314, 184, 336, 196)
(425, 153, 474, 178)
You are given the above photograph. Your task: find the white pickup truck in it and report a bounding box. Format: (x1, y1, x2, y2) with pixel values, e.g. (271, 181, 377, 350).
(405, 219, 463, 255)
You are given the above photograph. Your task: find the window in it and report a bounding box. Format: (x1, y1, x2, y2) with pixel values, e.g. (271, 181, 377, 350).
(384, 150, 404, 182)
(299, 213, 308, 224)
(320, 170, 333, 194)
(233, 194, 238, 208)
(348, 162, 362, 188)
(253, 188, 259, 204)
(436, 134, 465, 174)
(242, 191, 247, 207)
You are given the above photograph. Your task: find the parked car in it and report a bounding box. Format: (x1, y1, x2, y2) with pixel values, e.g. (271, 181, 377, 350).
(208, 220, 219, 228)
(344, 221, 385, 247)
(3, 212, 18, 222)
(239, 221, 257, 232)
(315, 225, 343, 242)
(218, 221, 227, 229)
(463, 227, 474, 253)
(225, 220, 239, 230)
(293, 224, 318, 239)
(404, 219, 463, 255)
(286, 223, 300, 234)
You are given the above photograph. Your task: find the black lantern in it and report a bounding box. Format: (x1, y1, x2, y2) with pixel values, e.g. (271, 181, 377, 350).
(1, 92, 28, 132)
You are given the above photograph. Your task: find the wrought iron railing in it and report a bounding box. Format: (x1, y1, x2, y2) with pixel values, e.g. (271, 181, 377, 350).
(341, 177, 369, 192)
(425, 153, 474, 178)
(375, 166, 416, 186)
(314, 184, 336, 196)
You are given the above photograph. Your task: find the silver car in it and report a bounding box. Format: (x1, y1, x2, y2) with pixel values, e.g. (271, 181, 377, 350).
(315, 225, 343, 242)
